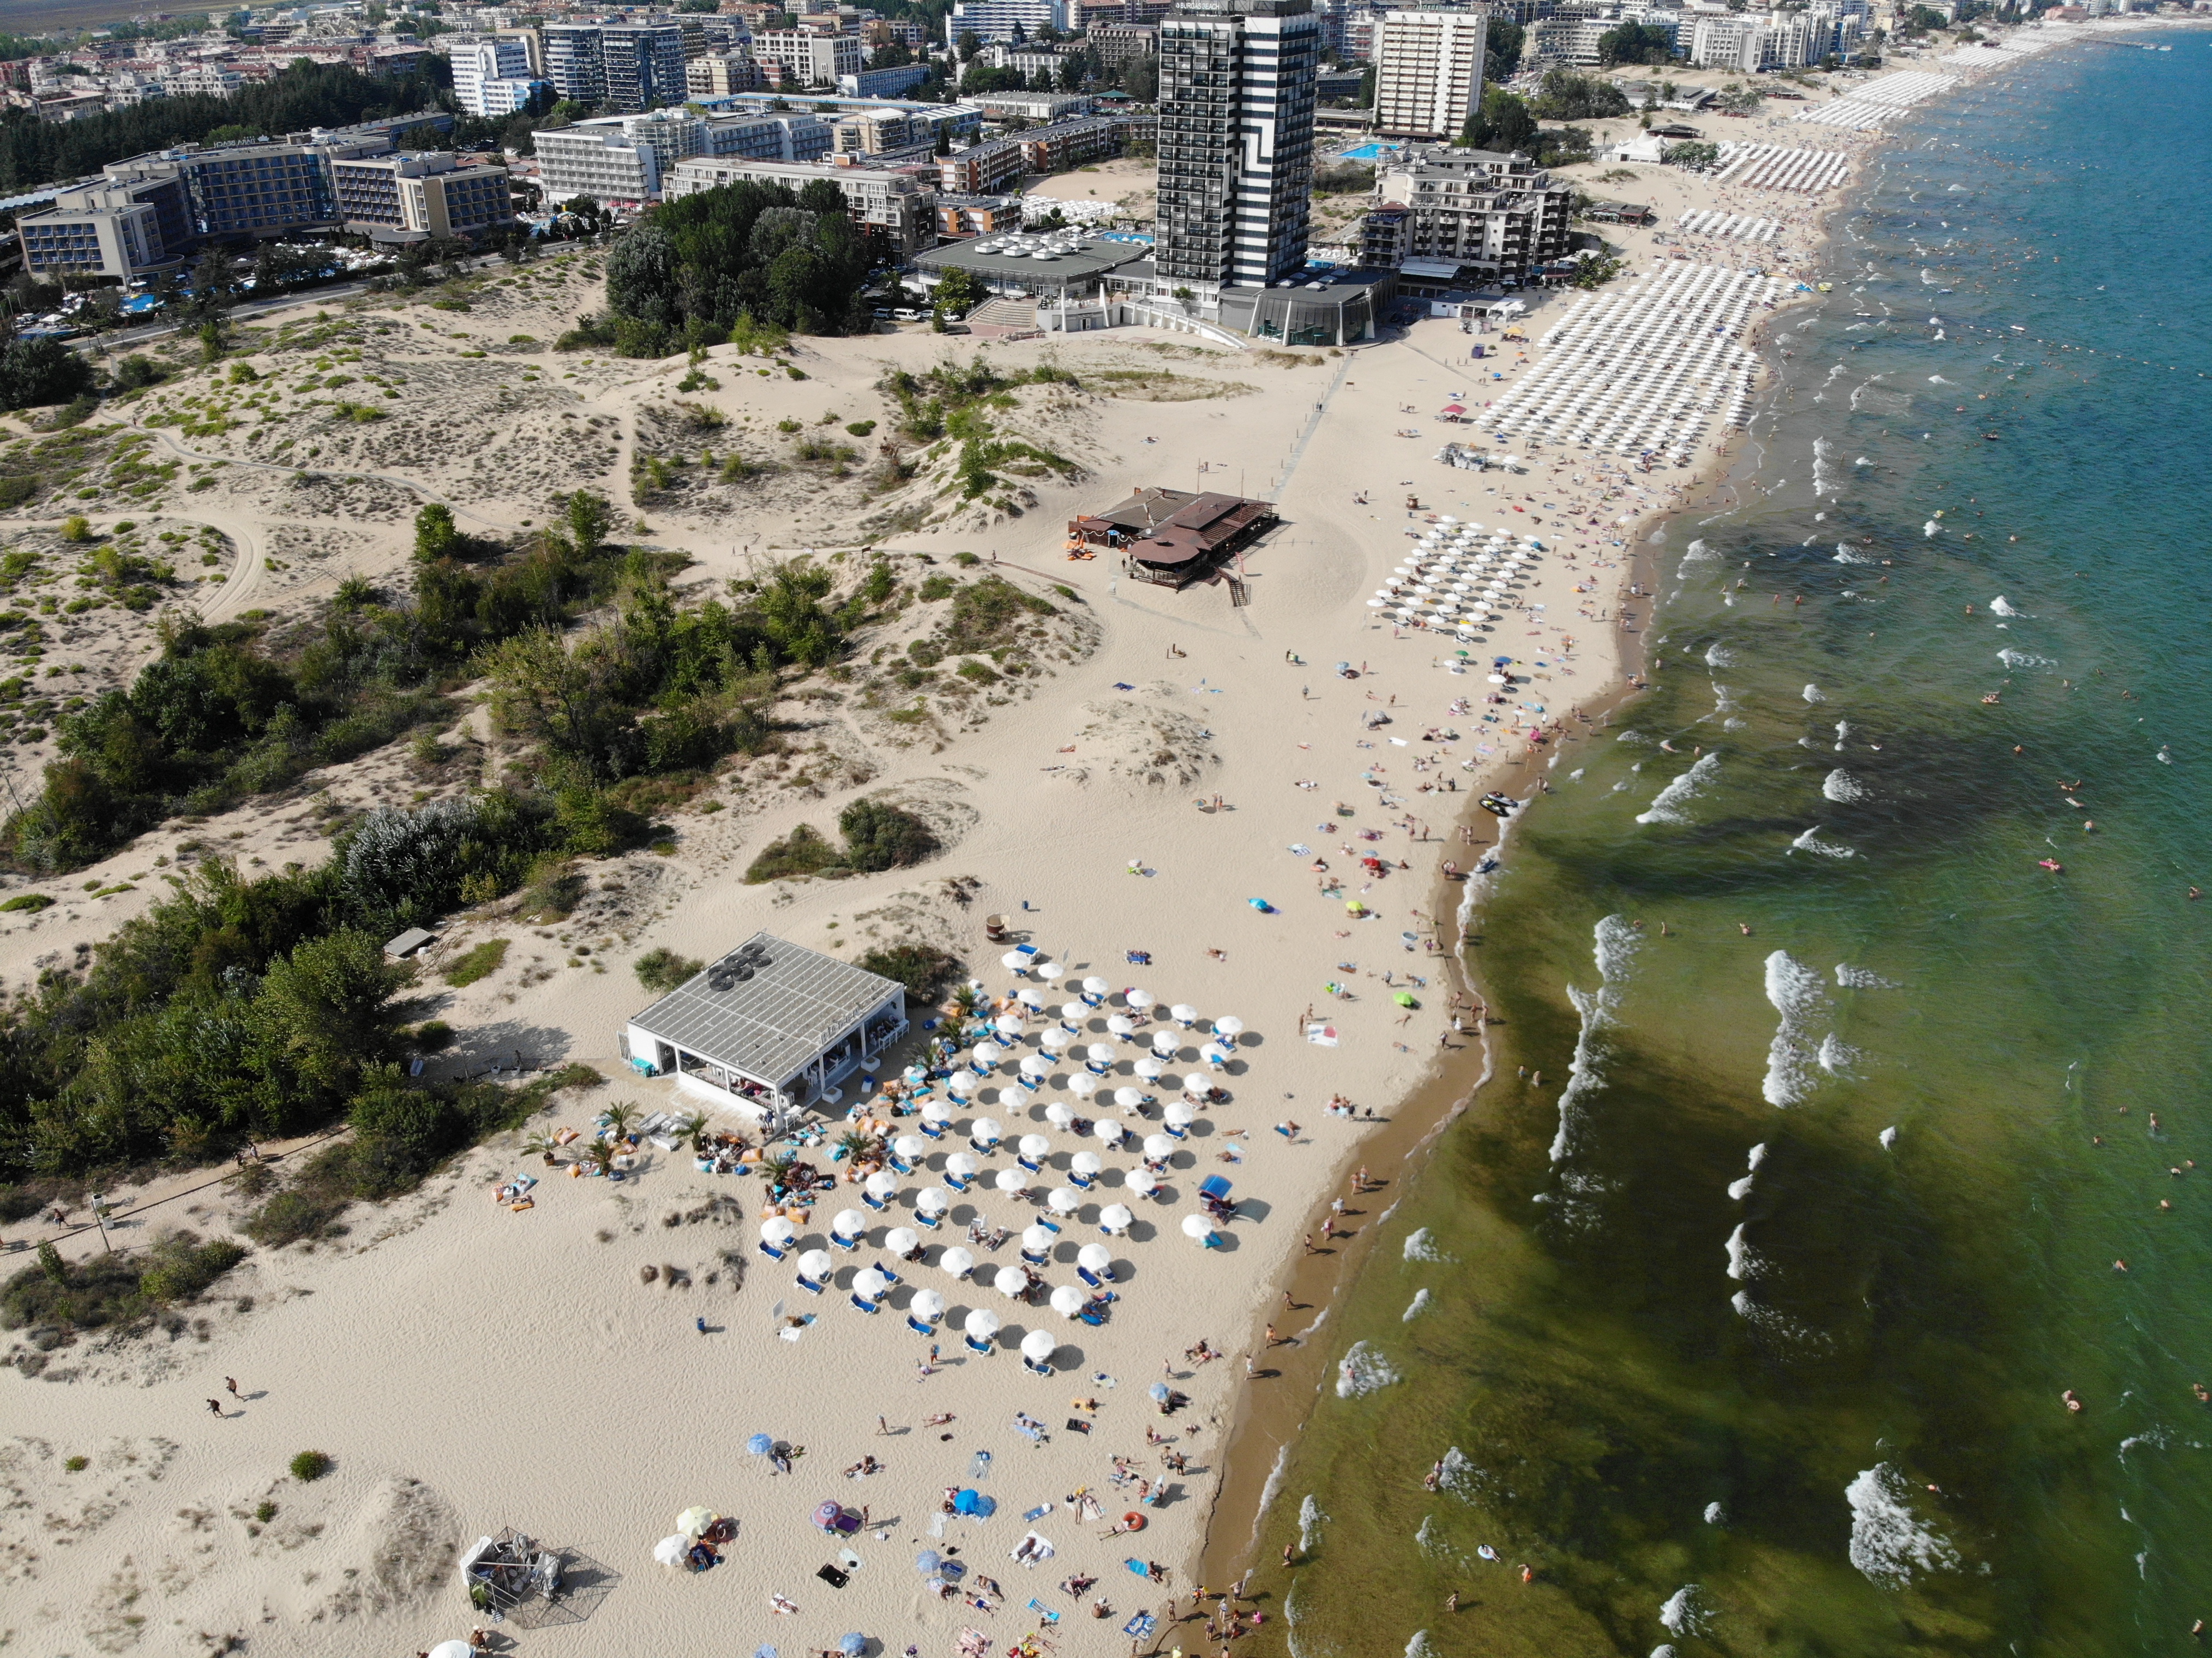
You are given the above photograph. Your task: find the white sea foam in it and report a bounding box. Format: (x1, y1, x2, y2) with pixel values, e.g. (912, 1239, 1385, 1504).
(1652, 1648, 1678, 1658)
(1438, 1446, 1478, 1501)
(1823, 769, 1870, 803)
(1998, 648, 2056, 669)
(1834, 542, 1874, 564)
(1812, 435, 1835, 497)
(1405, 1632, 1435, 1658)
(1550, 917, 1640, 1163)
(1817, 1034, 1859, 1074)
(1802, 683, 1826, 703)
(1747, 1143, 1768, 1170)
(1414, 1515, 1465, 1566)
(1404, 1227, 1452, 1263)
(1638, 752, 1721, 826)
(1836, 963, 1899, 989)
(1763, 951, 1832, 1108)
(1704, 1502, 1726, 1525)
(1403, 1288, 1433, 1322)
(1724, 1223, 1752, 1281)
(1728, 1175, 1756, 1201)
(1923, 520, 1943, 537)
(1989, 595, 2019, 617)
(1299, 1493, 1331, 1553)
(1927, 374, 1951, 385)
(1846, 1463, 1960, 1587)
(1879, 1126, 1898, 1151)
(1705, 643, 1736, 669)
(1658, 1584, 1708, 1637)
(1682, 538, 1718, 563)
(1337, 1341, 1400, 1398)
(1789, 826, 1857, 858)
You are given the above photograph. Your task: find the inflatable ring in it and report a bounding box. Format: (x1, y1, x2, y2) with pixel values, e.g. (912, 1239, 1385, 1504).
(1123, 1512, 1146, 1531)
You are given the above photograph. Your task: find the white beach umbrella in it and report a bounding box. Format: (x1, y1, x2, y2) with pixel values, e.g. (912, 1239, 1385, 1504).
(1040, 1027, 1073, 1054)
(892, 1135, 926, 1167)
(853, 1268, 889, 1301)
(1081, 975, 1110, 998)
(1113, 1086, 1146, 1112)
(1044, 1102, 1074, 1128)
(945, 1151, 979, 1184)
(947, 1070, 981, 1098)
(917, 1186, 951, 1216)
(1126, 988, 1156, 1011)
(1150, 1030, 1179, 1058)
(1035, 961, 1062, 984)
(1142, 1133, 1175, 1162)
(864, 1170, 897, 1205)
(1020, 1329, 1057, 1366)
(653, 1535, 689, 1568)
(797, 1248, 833, 1280)
(1164, 1102, 1196, 1131)
(1099, 1203, 1134, 1234)
(1071, 1151, 1103, 1179)
(994, 1015, 1026, 1042)
(1077, 1242, 1113, 1276)
(761, 1217, 798, 1249)
(1018, 1054, 1052, 1082)
(994, 1168, 1028, 1194)
(1126, 1170, 1159, 1199)
(909, 1288, 946, 1323)
(1017, 986, 1046, 1011)
(1106, 1014, 1136, 1040)
(1046, 1186, 1081, 1216)
(1021, 1223, 1055, 1256)
(1134, 1058, 1165, 1082)
(969, 1117, 1002, 1148)
(964, 1308, 1000, 1341)
(994, 1265, 1029, 1299)
(832, 1209, 868, 1239)
(921, 1099, 952, 1127)
(1069, 1074, 1099, 1101)
(1001, 951, 1030, 975)
(1059, 1001, 1087, 1028)
(1018, 1133, 1051, 1167)
(885, 1227, 920, 1256)
(1085, 1043, 1116, 1071)
(940, 1246, 976, 1278)
(1050, 1284, 1086, 1318)
(1181, 1215, 1216, 1246)
(1213, 1016, 1246, 1040)
(1093, 1120, 1126, 1148)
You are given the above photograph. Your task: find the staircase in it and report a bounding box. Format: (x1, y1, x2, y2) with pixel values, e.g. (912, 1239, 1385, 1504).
(963, 298, 1042, 339)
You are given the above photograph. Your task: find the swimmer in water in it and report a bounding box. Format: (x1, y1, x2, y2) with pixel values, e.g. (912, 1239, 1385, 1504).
(2063, 1389, 2084, 1413)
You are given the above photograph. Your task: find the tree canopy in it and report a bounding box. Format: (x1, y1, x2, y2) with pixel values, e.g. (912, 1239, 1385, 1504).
(1596, 22, 1676, 65)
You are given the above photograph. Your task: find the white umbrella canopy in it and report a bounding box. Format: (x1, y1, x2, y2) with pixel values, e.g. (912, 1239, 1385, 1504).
(677, 1505, 717, 1537)
(921, 1099, 952, 1126)
(909, 1288, 946, 1321)
(1018, 1054, 1052, 1080)
(969, 1118, 1003, 1146)
(1093, 1120, 1126, 1147)
(964, 1308, 1000, 1340)
(1018, 1133, 1051, 1161)
(945, 1152, 980, 1181)
(1020, 1329, 1056, 1363)
(1044, 1102, 1074, 1128)
(652, 1536, 688, 1569)
(1181, 1214, 1216, 1243)
(1134, 1058, 1165, 1082)
(1085, 1043, 1116, 1068)
(1164, 1102, 1196, 1129)
(995, 1014, 1027, 1039)
(1000, 951, 1030, 973)
(1114, 1086, 1146, 1110)
(947, 1071, 981, 1097)
(1068, 1074, 1099, 1100)
(1077, 1242, 1113, 1275)
(1017, 986, 1046, 1011)
(994, 1168, 1028, 1194)
(885, 1227, 920, 1255)
(832, 1209, 868, 1238)
(797, 1249, 833, 1278)
(1098, 1203, 1134, 1232)
(761, 1217, 798, 1247)
(1046, 1187, 1081, 1215)
(993, 1265, 1028, 1298)
(1106, 1015, 1136, 1039)
(1170, 1004, 1199, 1026)
(940, 1246, 976, 1278)
(1059, 1002, 1088, 1026)
(864, 1171, 897, 1200)
(1126, 988, 1156, 1011)
(1037, 962, 1065, 984)
(1150, 1031, 1180, 1057)
(892, 1136, 926, 1164)
(1040, 1028, 1074, 1053)
(1070, 1151, 1103, 1177)
(853, 1268, 889, 1300)
(1213, 1016, 1246, 1039)
(1126, 1170, 1159, 1199)
(1050, 1284, 1086, 1318)
(917, 1187, 952, 1215)
(1142, 1134, 1175, 1162)
(1021, 1223, 1055, 1255)
(1081, 976, 1110, 998)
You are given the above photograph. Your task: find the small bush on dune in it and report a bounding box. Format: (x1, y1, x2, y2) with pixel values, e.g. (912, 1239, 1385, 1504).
(633, 947, 704, 993)
(290, 1450, 333, 1481)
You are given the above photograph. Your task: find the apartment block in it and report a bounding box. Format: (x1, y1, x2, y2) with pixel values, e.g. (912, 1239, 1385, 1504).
(1154, 0, 1320, 292)
(17, 182, 173, 279)
(661, 155, 935, 255)
(1373, 8, 1487, 141)
(1091, 21, 1161, 63)
(190, 143, 338, 238)
(943, 0, 1075, 44)
(534, 125, 663, 205)
(1365, 146, 1571, 280)
(753, 28, 867, 86)
(688, 53, 766, 97)
(449, 34, 547, 116)
(331, 151, 514, 242)
(601, 23, 689, 112)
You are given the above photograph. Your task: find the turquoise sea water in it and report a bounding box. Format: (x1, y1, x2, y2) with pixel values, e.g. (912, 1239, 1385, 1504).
(1258, 35, 2212, 1658)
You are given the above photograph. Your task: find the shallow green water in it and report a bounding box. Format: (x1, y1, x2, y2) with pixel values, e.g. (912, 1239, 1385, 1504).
(1258, 36, 2212, 1658)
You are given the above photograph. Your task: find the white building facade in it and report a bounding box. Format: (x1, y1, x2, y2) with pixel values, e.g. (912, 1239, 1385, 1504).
(1373, 7, 1488, 141)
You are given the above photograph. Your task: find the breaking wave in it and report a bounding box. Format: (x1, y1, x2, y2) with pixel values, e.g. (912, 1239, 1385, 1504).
(1836, 964, 1900, 989)
(1846, 1463, 1960, 1587)
(1337, 1341, 1400, 1398)
(1550, 916, 1640, 1163)
(1763, 951, 1834, 1107)
(1823, 769, 1871, 803)
(1789, 826, 1857, 858)
(1638, 752, 1722, 826)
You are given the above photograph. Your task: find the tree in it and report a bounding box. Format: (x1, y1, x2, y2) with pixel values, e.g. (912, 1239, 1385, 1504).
(839, 798, 936, 871)
(1596, 21, 1675, 65)
(481, 627, 634, 783)
(0, 335, 92, 410)
(1460, 85, 1537, 154)
(1529, 68, 1631, 120)
(1485, 17, 1525, 77)
(413, 502, 461, 562)
(957, 28, 981, 59)
(931, 265, 987, 318)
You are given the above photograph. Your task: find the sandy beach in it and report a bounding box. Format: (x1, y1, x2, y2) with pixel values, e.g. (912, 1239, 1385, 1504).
(4, 27, 2167, 1656)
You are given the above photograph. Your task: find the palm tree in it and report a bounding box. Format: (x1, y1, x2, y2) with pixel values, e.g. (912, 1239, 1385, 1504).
(675, 1111, 708, 1153)
(835, 1129, 873, 1167)
(948, 982, 981, 1018)
(522, 1132, 562, 1167)
(602, 1100, 639, 1142)
(577, 1138, 618, 1177)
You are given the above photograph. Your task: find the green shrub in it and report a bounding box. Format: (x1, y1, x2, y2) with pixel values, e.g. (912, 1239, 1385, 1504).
(856, 944, 961, 1000)
(845, 420, 875, 437)
(743, 822, 843, 884)
(289, 1450, 333, 1482)
(777, 418, 801, 434)
(65, 1454, 88, 1471)
(633, 947, 704, 993)
(918, 574, 957, 602)
(955, 659, 999, 684)
(414, 1019, 454, 1052)
(838, 797, 937, 872)
(0, 893, 52, 912)
(1, 1231, 246, 1331)
(441, 938, 509, 987)
(241, 1188, 345, 1247)
(953, 551, 980, 567)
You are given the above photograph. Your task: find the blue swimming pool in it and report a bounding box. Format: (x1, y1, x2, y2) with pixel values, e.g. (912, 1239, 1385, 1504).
(1337, 142, 1394, 160)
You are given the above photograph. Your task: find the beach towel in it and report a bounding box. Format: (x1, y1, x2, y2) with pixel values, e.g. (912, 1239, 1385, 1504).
(1026, 1600, 1061, 1625)
(1012, 1530, 1056, 1567)
(1121, 1612, 1156, 1641)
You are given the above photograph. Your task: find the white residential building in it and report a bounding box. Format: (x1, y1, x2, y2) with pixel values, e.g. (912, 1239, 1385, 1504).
(943, 0, 1075, 44)
(449, 35, 546, 116)
(1373, 8, 1488, 141)
(533, 125, 662, 205)
(751, 28, 866, 86)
